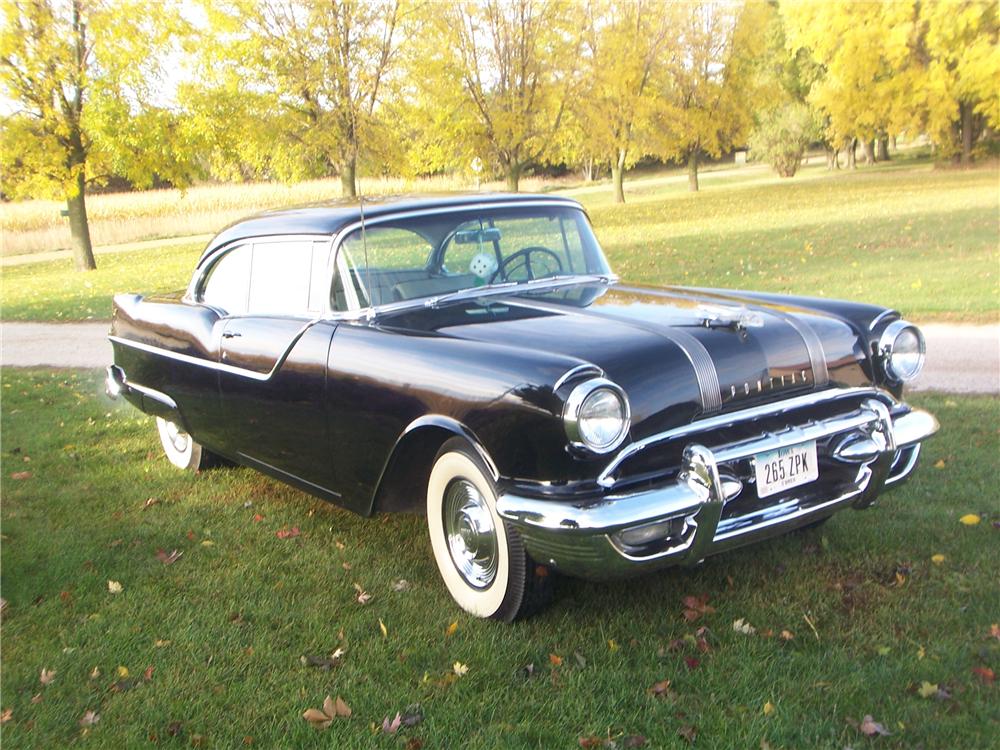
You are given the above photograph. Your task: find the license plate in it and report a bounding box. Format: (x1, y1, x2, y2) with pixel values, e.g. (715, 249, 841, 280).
(754, 441, 819, 498)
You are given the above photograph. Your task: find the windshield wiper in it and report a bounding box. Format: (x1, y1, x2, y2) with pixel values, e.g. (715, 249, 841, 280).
(424, 274, 615, 309)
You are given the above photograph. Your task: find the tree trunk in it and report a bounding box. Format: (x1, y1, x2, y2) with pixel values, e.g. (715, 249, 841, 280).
(583, 157, 595, 182)
(687, 150, 699, 192)
(877, 136, 890, 161)
(611, 149, 627, 203)
(846, 138, 857, 169)
(505, 162, 522, 192)
(67, 170, 96, 271)
(862, 139, 876, 165)
(340, 156, 357, 197)
(960, 101, 974, 165)
(825, 147, 839, 170)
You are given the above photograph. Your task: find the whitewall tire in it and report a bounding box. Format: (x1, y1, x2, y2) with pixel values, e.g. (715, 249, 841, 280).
(155, 417, 215, 471)
(426, 438, 552, 621)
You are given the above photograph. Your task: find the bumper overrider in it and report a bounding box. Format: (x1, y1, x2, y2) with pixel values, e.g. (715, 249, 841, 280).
(496, 388, 938, 579)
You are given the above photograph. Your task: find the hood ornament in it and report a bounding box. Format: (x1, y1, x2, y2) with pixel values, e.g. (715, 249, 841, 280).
(697, 304, 765, 331)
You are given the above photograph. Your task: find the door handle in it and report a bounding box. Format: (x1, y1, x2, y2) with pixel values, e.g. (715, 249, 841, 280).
(221, 331, 242, 339)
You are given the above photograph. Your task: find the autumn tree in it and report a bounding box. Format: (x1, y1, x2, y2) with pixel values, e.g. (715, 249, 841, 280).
(0, 0, 193, 270)
(191, 0, 407, 197)
(573, 0, 676, 203)
(651, 0, 765, 192)
(414, 0, 579, 192)
(920, 0, 999, 164)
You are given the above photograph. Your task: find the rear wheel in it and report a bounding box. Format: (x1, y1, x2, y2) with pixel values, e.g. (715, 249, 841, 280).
(426, 438, 552, 621)
(155, 417, 218, 471)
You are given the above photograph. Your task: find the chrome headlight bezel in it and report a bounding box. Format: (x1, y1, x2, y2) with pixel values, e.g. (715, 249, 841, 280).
(563, 377, 631, 454)
(879, 320, 926, 384)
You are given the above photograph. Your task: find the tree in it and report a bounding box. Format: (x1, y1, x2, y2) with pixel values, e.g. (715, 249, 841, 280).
(748, 101, 820, 176)
(651, 0, 765, 192)
(0, 0, 193, 270)
(415, 0, 579, 192)
(574, 0, 676, 203)
(781, 1, 924, 167)
(920, 0, 999, 164)
(191, 0, 407, 196)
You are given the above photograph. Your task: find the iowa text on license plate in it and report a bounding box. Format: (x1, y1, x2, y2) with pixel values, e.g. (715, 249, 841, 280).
(754, 440, 819, 498)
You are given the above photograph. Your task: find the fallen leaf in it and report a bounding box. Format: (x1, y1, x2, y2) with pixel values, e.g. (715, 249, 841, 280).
(382, 712, 402, 734)
(931, 554, 946, 564)
(143, 665, 154, 681)
(763, 701, 775, 716)
(400, 704, 423, 727)
(79, 710, 100, 727)
(341, 561, 352, 570)
(648, 679, 672, 697)
(991, 624, 1000, 641)
(971, 666, 995, 685)
(933, 459, 945, 469)
(549, 653, 563, 667)
(38, 667, 56, 686)
(353, 583, 372, 605)
(300, 652, 342, 670)
(678, 724, 698, 743)
(453, 661, 469, 677)
(405, 739, 424, 750)
(780, 630, 794, 641)
(391, 579, 411, 592)
(917, 645, 926, 660)
(89, 666, 100, 679)
(252, 514, 264, 523)
(302, 694, 351, 729)
(681, 594, 716, 622)
(379, 618, 388, 638)
(31, 693, 42, 705)
(155, 549, 182, 565)
(141, 497, 160, 510)
(445, 621, 458, 637)
(107, 580, 123, 594)
(733, 618, 756, 635)
(276, 526, 300, 539)
(1, 708, 12, 724)
(859, 715, 891, 737)
(608, 639, 619, 652)
(335, 540, 346, 550)
(154, 639, 171, 648)
(167, 721, 183, 736)
(117, 666, 129, 678)
(959, 514, 981, 526)
(684, 656, 700, 670)
(918, 681, 939, 698)
(574, 651, 587, 668)
(10, 471, 32, 480)
(201, 540, 215, 547)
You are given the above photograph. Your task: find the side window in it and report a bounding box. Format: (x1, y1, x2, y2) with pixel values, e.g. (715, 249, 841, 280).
(201, 245, 251, 315)
(339, 227, 434, 307)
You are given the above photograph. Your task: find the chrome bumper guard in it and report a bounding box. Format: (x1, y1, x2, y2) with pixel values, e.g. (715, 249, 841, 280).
(105, 365, 179, 420)
(497, 391, 939, 578)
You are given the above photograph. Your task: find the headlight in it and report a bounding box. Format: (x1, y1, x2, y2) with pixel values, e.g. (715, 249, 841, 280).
(879, 320, 926, 384)
(564, 378, 631, 453)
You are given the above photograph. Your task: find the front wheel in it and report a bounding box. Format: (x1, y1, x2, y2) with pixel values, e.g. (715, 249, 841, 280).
(426, 438, 552, 622)
(155, 417, 218, 471)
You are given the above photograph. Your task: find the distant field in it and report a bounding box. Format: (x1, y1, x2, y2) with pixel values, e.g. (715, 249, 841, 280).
(1, 159, 997, 322)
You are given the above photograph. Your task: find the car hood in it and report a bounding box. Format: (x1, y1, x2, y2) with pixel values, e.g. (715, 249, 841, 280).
(378, 282, 873, 438)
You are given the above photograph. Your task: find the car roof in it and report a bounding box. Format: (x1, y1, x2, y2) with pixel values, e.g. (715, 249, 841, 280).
(198, 192, 584, 266)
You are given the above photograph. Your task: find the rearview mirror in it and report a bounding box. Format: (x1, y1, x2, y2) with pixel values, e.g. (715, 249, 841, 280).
(454, 228, 502, 244)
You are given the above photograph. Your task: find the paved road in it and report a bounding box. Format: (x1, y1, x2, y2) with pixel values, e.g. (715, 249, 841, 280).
(2, 320, 996, 394)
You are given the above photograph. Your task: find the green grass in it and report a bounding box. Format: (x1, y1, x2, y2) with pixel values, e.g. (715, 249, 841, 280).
(1, 159, 997, 322)
(1, 369, 998, 748)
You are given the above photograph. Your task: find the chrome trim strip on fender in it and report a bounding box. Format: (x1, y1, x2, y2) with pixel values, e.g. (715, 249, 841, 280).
(553, 364, 606, 392)
(108, 315, 325, 382)
(775, 313, 830, 387)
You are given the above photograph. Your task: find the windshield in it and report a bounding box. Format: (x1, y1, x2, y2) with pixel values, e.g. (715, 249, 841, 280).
(331, 206, 611, 311)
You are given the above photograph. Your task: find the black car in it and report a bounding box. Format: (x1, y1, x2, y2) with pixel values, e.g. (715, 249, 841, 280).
(107, 193, 938, 621)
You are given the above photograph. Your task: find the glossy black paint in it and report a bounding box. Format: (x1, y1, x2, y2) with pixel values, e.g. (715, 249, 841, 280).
(110, 193, 907, 518)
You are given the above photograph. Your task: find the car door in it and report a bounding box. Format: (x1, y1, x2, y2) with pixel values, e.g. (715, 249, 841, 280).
(215, 237, 341, 498)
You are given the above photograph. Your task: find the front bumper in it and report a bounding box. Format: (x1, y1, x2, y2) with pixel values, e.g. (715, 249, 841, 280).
(496, 389, 938, 579)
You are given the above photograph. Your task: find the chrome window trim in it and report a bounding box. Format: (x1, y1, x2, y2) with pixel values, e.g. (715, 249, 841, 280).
(597, 386, 898, 488)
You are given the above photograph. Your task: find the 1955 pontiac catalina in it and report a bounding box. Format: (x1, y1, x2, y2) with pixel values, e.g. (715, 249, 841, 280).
(107, 193, 938, 621)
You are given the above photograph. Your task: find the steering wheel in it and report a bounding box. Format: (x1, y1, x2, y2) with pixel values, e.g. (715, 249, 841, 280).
(490, 246, 564, 283)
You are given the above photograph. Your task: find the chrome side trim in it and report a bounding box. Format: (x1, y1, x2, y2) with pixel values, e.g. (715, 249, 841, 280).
(598, 386, 892, 488)
(779, 314, 830, 387)
(108, 316, 324, 382)
(554, 364, 605, 392)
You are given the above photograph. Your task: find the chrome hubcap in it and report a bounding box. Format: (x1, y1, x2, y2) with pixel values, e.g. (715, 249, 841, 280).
(163, 420, 190, 454)
(443, 479, 498, 589)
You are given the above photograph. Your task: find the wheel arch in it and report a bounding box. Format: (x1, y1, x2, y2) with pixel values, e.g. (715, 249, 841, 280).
(369, 415, 499, 516)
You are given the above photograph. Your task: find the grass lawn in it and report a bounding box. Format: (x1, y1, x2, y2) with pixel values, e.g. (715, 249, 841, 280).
(1, 369, 997, 748)
(2, 160, 997, 323)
